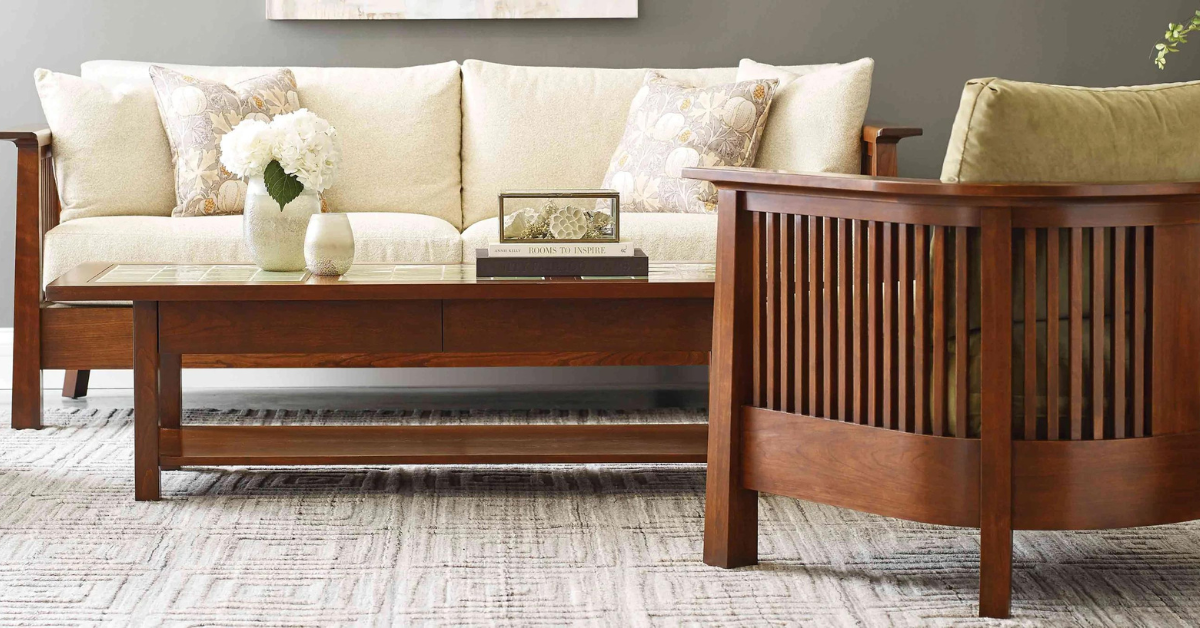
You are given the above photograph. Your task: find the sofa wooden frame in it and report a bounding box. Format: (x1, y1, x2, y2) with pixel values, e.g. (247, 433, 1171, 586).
(2, 124, 921, 430)
(686, 166, 1200, 618)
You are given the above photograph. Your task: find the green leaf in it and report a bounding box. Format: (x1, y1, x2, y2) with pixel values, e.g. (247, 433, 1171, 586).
(263, 160, 304, 210)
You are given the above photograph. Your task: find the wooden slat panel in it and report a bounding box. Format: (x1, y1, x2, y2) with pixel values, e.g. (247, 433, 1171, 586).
(809, 216, 824, 417)
(766, 213, 782, 411)
(955, 227, 969, 439)
(838, 218, 851, 422)
(1092, 227, 1105, 440)
(1133, 227, 1147, 437)
(854, 220, 868, 425)
(796, 216, 810, 415)
(752, 213, 766, 407)
(883, 223, 897, 430)
(868, 221, 883, 427)
(898, 224, 912, 432)
(1024, 229, 1038, 440)
(1046, 229, 1061, 440)
(1070, 227, 1084, 440)
(913, 225, 927, 434)
(740, 407, 981, 528)
(780, 215, 795, 413)
(931, 227, 947, 437)
(1113, 228, 1127, 439)
(823, 217, 837, 419)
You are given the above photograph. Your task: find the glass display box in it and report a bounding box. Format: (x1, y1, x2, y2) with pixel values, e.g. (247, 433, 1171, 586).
(498, 190, 620, 244)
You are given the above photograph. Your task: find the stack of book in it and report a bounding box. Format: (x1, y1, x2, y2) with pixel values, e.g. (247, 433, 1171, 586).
(475, 242, 649, 278)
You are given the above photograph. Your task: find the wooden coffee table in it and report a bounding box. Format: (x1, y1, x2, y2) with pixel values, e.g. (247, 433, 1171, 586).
(46, 263, 715, 500)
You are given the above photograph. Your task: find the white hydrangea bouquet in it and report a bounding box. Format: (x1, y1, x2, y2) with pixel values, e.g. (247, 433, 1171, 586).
(219, 109, 341, 209)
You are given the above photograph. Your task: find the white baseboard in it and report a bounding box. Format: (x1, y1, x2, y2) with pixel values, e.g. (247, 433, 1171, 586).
(0, 328, 707, 391)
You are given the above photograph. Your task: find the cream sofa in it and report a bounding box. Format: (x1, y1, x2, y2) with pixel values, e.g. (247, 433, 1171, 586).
(3, 59, 919, 428)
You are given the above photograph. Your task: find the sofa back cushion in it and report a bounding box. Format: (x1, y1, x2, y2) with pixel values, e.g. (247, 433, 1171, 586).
(941, 77, 1200, 184)
(737, 58, 874, 175)
(34, 69, 177, 222)
(459, 60, 834, 228)
(81, 60, 464, 228)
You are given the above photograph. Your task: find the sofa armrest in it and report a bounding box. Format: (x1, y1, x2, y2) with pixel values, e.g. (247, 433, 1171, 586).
(0, 125, 52, 148)
(861, 122, 922, 177)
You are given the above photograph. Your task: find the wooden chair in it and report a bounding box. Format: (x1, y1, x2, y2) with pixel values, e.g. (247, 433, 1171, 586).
(685, 166, 1200, 617)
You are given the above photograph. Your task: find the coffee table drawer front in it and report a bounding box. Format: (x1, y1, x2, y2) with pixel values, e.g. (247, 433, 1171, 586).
(158, 300, 442, 354)
(442, 298, 714, 353)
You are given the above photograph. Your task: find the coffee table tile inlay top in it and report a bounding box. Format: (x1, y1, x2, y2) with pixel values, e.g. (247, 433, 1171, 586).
(46, 263, 715, 500)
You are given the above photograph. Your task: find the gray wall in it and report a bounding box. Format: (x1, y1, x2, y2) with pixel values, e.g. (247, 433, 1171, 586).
(2, 0, 1199, 326)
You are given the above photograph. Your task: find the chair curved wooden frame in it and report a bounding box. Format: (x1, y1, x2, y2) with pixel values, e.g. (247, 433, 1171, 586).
(685, 166, 1200, 619)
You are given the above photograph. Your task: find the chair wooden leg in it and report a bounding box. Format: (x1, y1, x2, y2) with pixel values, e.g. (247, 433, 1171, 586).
(62, 370, 90, 399)
(704, 188, 759, 568)
(979, 210, 1014, 618)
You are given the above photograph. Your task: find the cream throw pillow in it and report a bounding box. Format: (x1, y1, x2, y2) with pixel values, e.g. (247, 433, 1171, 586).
(602, 72, 777, 214)
(149, 66, 304, 217)
(33, 69, 176, 222)
(736, 58, 874, 175)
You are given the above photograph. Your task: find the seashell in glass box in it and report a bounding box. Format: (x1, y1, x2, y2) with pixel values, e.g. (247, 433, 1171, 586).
(498, 190, 620, 243)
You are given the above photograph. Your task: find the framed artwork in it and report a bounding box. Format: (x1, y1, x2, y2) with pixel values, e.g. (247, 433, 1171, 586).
(267, 0, 638, 19)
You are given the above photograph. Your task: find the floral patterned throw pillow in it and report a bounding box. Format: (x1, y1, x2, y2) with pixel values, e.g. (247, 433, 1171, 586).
(602, 72, 778, 214)
(149, 66, 302, 217)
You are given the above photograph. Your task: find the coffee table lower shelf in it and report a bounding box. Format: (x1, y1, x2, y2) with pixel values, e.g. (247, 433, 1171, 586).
(159, 424, 709, 466)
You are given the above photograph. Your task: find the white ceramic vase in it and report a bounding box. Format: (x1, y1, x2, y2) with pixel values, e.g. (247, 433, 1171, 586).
(304, 213, 355, 276)
(243, 175, 321, 271)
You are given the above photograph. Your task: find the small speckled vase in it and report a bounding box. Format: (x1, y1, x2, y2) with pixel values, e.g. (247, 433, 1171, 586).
(304, 213, 355, 276)
(243, 175, 320, 271)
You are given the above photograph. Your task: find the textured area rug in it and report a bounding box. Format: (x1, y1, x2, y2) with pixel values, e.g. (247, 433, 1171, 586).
(1, 408, 1199, 626)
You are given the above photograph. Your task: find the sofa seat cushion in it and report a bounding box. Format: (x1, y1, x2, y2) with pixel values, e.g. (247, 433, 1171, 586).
(80, 60, 464, 227)
(461, 212, 716, 264)
(42, 213, 463, 288)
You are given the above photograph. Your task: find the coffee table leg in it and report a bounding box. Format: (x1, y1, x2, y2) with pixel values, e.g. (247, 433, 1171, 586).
(133, 301, 161, 501)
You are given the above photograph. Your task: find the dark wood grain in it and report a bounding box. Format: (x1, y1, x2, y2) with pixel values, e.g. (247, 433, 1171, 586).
(1024, 230, 1038, 440)
(883, 222, 897, 430)
(979, 209, 1013, 619)
(753, 213, 766, 408)
(1133, 227, 1147, 438)
(931, 227, 946, 437)
(955, 227, 969, 439)
(868, 221, 882, 427)
(162, 424, 708, 466)
(1113, 228, 1127, 439)
(1150, 225, 1200, 436)
(705, 188, 759, 568)
(1070, 228, 1084, 440)
(1013, 432, 1200, 530)
(1092, 228, 1105, 440)
(444, 299, 713, 353)
(853, 219, 868, 425)
(10, 142, 43, 429)
(766, 213, 781, 411)
(780, 215, 795, 413)
(133, 302, 160, 501)
(741, 407, 980, 527)
(1046, 230, 1061, 440)
(913, 225, 928, 435)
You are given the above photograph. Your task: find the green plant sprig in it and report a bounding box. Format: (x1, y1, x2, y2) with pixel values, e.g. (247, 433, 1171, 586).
(263, 159, 304, 210)
(1154, 10, 1200, 68)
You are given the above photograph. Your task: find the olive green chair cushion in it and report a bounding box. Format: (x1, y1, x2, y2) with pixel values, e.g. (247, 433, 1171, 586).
(941, 77, 1200, 184)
